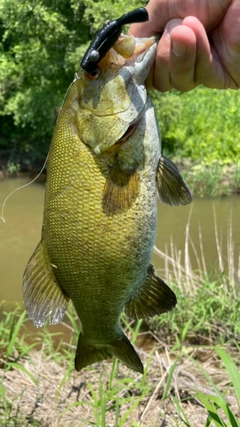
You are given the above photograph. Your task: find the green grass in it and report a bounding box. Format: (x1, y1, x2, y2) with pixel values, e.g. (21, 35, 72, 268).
(173, 347, 240, 427)
(0, 276, 239, 427)
(150, 86, 240, 198)
(149, 277, 240, 348)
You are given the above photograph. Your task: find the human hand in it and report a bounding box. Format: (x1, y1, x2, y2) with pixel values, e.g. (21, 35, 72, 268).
(129, 0, 240, 91)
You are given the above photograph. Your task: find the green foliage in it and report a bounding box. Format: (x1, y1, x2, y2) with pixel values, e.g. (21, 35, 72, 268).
(62, 374, 151, 427)
(0, 0, 239, 173)
(152, 87, 240, 165)
(165, 348, 240, 427)
(82, 0, 145, 32)
(193, 348, 240, 427)
(215, 347, 240, 409)
(0, 304, 29, 360)
(0, 0, 144, 167)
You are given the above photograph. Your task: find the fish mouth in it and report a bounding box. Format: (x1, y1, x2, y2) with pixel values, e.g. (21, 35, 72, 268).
(132, 39, 157, 83)
(134, 37, 158, 63)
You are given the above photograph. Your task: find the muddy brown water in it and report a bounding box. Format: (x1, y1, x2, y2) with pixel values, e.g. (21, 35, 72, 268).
(0, 177, 239, 306)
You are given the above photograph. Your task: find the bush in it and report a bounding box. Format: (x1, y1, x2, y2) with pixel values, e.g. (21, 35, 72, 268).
(1, 1, 239, 170)
(0, 0, 144, 167)
(152, 87, 240, 165)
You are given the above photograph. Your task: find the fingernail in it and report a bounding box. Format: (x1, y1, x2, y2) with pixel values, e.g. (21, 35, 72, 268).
(165, 19, 183, 40)
(172, 40, 187, 56)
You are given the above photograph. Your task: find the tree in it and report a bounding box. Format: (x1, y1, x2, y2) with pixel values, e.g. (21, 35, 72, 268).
(0, 0, 143, 168)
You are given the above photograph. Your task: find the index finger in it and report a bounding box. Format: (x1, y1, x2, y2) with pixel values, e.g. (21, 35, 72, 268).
(129, 3, 167, 37)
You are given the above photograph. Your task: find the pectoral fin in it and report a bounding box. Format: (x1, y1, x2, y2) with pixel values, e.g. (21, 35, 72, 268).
(157, 155, 192, 206)
(22, 241, 69, 327)
(102, 156, 139, 215)
(125, 265, 177, 319)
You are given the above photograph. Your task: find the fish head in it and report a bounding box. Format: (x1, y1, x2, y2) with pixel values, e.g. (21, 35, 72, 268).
(72, 35, 157, 154)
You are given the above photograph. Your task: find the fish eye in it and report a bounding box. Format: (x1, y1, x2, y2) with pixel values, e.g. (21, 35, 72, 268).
(84, 66, 101, 81)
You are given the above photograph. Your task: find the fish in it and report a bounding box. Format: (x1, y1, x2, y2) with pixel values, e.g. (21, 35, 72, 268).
(22, 33, 192, 374)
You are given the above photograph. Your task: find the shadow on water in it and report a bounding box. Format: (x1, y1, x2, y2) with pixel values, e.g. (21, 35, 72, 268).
(0, 176, 239, 306)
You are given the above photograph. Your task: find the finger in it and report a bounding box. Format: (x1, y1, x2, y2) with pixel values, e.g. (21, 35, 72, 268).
(150, 19, 197, 92)
(144, 18, 183, 92)
(211, 4, 240, 89)
(168, 22, 197, 91)
(182, 16, 229, 89)
(129, 2, 170, 38)
(152, 20, 182, 92)
(129, 0, 214, 37)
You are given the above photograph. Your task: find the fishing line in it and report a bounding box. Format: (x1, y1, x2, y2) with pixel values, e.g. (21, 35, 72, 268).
(0, 156, 48, 223)
(56, 76, 78, 123)
(0, 76, 78, 224)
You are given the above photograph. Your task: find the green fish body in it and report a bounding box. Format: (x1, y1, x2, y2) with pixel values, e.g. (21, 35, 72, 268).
(23, 35, 191, 373)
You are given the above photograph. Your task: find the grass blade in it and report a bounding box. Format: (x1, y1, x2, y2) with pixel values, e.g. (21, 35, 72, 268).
(196, 393, 227, 427)
(118, 394, 143, 427)
(197, 392, 240, 427)
(162, 360, 178, 400)
(6, 310, 26, 359)
(215, 347, 240, 408)
(8, 362, 38, 387)
(171, 395, 191, 427)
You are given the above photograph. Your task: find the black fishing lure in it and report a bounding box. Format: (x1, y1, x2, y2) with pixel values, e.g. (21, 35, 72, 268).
(81, 7, 148, 74)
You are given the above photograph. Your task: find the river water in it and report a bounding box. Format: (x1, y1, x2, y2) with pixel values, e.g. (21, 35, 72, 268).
(0, 177, 239, 303)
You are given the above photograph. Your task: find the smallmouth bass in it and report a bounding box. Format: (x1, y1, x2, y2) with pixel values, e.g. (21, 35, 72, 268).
(23, 32, 192, 374)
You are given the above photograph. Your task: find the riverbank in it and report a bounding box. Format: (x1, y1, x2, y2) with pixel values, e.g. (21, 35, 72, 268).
(1, 266, 240, 427)
(1, 336, 239, 427)
(175, 159, 240, 197)
(1, 160, 239, 198)
(1, 301, 239, 426)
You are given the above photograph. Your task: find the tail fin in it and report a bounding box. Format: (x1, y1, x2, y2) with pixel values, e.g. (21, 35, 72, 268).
(75, 333, 143, 374)
(110, 334, 143, 373)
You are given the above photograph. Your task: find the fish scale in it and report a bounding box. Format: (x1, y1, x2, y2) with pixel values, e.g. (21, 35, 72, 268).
(23, 34, 192, 373)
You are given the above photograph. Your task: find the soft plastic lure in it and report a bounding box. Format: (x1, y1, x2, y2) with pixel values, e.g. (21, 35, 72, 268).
(80, 7, 148, 74)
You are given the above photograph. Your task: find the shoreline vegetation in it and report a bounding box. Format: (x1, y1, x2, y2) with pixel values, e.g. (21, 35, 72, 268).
(1, 220, 240, 426)
(176, 160, 240, 198)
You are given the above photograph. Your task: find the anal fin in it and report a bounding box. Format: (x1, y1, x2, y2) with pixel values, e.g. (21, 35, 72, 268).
(22, 240, 69, 327)
(125, 265, 177, 319)
(157, 155, 192, 206)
